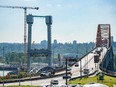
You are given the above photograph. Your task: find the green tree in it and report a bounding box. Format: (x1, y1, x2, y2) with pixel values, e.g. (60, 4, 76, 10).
(5, 52, 24, 63)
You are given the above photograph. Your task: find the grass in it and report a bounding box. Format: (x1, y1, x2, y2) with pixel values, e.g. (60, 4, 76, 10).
(69, 74, 116, 87)
(0, 85, 41, 87)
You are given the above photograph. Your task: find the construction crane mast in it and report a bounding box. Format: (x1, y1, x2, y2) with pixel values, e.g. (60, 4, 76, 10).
(0, 5, 39, 69)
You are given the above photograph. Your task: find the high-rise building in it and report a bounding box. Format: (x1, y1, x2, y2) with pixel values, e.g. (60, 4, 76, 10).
(53, 39, 57, 45)
(73, 40, 77, 45)
(111, 36, 114, 42)
(40, 40, 47, 48)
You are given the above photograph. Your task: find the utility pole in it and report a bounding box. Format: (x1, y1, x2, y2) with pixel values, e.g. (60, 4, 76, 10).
(0, 5, 39, 69)
(66, 58, 68, 85)
(2, 47, 4, 87)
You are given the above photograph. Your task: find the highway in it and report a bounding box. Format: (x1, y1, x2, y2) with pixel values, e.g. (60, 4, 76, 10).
(72, 47, 107, 78)
(0, 47, 107, 86)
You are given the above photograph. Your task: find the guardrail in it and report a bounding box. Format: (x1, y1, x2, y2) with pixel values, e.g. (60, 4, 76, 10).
(77, 47, 96, 62)
(99, 47, 116, 77)
(99, 67, 116, 77)
(69, 70, 98, 81)
(69, 47, 108, 81)
(0, 70, 66, 84)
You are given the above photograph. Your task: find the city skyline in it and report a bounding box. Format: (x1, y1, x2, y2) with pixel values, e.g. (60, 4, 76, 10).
(0, 0, 116, 43)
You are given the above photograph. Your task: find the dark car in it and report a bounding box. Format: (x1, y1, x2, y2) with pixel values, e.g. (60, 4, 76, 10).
(83, 69, 89, 74)
(66, 67, 72, 71)
(39, 66, 55, 75)
(63, 74, 71, 79)
(7, 71, 18, 79)
(7, 71, 18, 75)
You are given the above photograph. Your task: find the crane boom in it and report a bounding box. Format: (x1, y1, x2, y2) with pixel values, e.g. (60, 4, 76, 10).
(0, 5, 39, 71)
(0, 5, 39, 10)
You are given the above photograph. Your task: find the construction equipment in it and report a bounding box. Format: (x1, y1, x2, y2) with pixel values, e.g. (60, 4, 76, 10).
(0, 5, 39, 69)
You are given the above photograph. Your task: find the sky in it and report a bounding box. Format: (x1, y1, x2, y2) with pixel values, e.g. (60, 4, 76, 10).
(0, 0, 116, 43)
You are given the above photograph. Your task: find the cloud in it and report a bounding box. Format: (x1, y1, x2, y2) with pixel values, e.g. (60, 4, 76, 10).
(47, 4, 53, 7)
(57, 4, 61, 7)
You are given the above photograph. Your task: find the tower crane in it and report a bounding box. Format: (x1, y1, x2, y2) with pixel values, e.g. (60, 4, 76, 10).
(0, 5, 39, 69)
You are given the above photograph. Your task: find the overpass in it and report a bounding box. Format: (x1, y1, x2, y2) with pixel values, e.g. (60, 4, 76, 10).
(0, 24, 116, 86)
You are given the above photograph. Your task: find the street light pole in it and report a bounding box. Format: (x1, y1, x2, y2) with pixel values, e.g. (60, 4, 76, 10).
(3, 47, 4, 87)
(18, 67, 21, 86)
(77, 45, 83, 77)
(86, 45, 89, 78)
(80, 59, 82, 76)
(52, 46, 54, 67)
(66, 58, 68, 85)
(86, 45, 88, 69)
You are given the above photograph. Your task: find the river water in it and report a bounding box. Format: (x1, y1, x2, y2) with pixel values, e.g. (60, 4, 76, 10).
(0, 71, 12, 77)
(0, 63, 13, 77)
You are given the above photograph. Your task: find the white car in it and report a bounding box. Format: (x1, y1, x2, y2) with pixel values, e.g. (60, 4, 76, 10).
(40, 71, 51, 77)
(50, 79, 58, 85)
(75, 62, 79, 67)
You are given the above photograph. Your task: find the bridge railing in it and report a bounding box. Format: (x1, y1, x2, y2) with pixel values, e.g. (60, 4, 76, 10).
(99, 47, 116, 77)
(99, 66, 116, 77)
(78, 47, 97, 61)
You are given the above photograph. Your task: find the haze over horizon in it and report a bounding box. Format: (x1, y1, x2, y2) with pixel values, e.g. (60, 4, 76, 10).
(0, 0, 116, 43)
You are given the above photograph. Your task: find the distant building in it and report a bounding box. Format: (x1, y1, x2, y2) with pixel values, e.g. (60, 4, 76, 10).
(40, 40, 47, 48)
(73, 40, 77, 45)
(53, 39, 57, 45)
(111, 36, 114, 42)
(64, 42, 70, 45)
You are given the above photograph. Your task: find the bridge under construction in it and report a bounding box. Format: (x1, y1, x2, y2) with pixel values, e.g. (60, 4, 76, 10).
(25, 13, 116, 76)
(26, 22, 116, 77)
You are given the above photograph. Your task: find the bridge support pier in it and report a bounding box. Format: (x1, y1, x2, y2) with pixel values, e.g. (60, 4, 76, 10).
(26, 14, 52, 73)
(27, 14, 33, 72)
